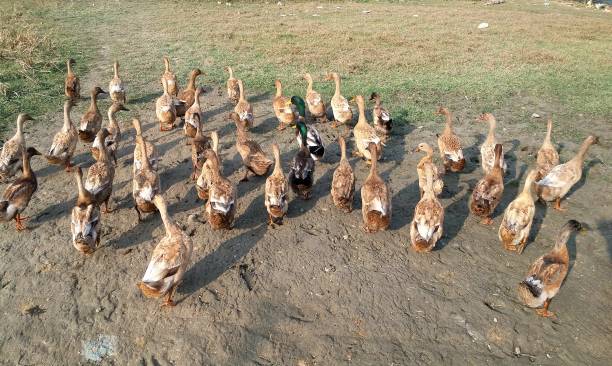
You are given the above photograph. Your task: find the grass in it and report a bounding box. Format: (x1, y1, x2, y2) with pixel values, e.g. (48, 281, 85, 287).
(1, 0, 611, 138)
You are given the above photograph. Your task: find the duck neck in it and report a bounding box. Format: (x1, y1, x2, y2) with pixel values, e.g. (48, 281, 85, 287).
(275, 81, 282, 98)
(423, 166, 434, 198)
(492, 146, 503, 175)
(368, 148, 378, 179)
(162, 78, 169, 96)
(339, 137, 347, 162)
(227, 67, 234, 79)
(107, 107, 118, 128)
(22, 151, 33, 178)
(486, 118, 497, 143)
(163, 57, 170, 73)
(333, 75, 340, 98)
(63, 103, 73, 131)
(211, 131, 219, 154)
(572, 137, 594, 165)
(238, 80, 245, 101)
(272, 145, 282, 174)
(193, 88, 201, 108)
(133, 119, 142, 136)
(305, 74, 313, 93)
(357, 98, 367, 125)
(543, 118, 553, 146)
(16, 116, 24, 138)
(520, 171, 536, 198)
(113, 62, 119, 78)
(67, 60, 73, 75)
(157, 198, 179, 234)
(90, 90, 99, 111)
(187, 71, 198, 91)
(443, 111, 453, 135)
(138, 137, 152, 171)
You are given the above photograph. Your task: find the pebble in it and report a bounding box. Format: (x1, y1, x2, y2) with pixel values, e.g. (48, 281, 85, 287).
(514, 346, 521, 355)
(478, 22, 489, 29)
(532, 113, 541, 118)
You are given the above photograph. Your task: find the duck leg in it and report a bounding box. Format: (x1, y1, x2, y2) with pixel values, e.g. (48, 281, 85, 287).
(103, 199, 113, 213)
(277, 122, 286, 131)
(64, 160, 73, 172)
(14, 214, 29, 231)
(162, 285, 177, 308)
(535, 299, 556, 318)
(134, 205, 142, 221)
(553, 198, 567, 212)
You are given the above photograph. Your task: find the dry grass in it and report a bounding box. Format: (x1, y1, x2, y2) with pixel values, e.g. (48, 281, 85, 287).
(1, 0, 611, 137)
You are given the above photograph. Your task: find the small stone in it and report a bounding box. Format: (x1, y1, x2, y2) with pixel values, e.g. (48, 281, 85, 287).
(343, 235, 348, 240)
(514, 346, 521, 355)
(478, 22, 489, 29)
(362, 10, 371, 14)
(493, 317, 498, 323)
(546, 354, 552, 359)
(532, 113, 541, 118)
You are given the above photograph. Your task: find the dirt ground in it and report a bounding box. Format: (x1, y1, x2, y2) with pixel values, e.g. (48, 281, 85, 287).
(1, 62, 611, 364)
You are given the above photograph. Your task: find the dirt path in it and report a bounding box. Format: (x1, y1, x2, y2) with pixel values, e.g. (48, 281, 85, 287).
(1, 40, 611, 365)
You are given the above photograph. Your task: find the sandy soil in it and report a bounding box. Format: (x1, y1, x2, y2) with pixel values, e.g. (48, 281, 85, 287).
(0, 64, 611, 365)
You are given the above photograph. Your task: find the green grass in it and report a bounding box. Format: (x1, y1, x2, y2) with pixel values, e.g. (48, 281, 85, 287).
(1, 0, 611, 138)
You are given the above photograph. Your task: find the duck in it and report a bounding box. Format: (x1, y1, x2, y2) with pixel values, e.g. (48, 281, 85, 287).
(410, 164, 444, 252)
(78, 86, 107, 143)
(84, 129, 115, 213)
(64, 58, 80, 100)
(499, 170, 538, 254)
(176, 68, 202, 118)
(234, 79, 254, 130)
(71, 167, 101, 254)
(0, 113, 34, 182)
(230, 112, 272, 182)
(108, 60, 126, 104)
(204, 149, 236, 230)
(517, 220, 582, 318)
(469, 144, 505, 225)
(133, 135, 160, 221)
(156, 78, 177, 131)
(161, 56, 178, 96)
(45, 100, 78, 172)
(413, 143, 443, 197)
(195, 131, 219, 201)
(184, 86, 203, 139)
(191, 116, 212, 181)
(137, 194, 193, 307)
(361, 143, 391, 233)
(292, 96, 325, 161)
(303, 73, 326, 122)
(226, 66, 240, 104)
(331, 136, 355, 213)
(265, 143, 288, 226)
(477, 113, 507, 175)
(0, 147, 40, 231)
(536, 117, 559, 181)
(272, 79, 297, 130)
(370, 92, 392, 137)
(326, 72, 352, 131)
(289, 126, 315, 200)
(92, 102, 129, 164)
(536, 135, 599, 211)
(353, 95, 382, 163)
(435, 107, 465, 173)
(132, 118, 159, 172)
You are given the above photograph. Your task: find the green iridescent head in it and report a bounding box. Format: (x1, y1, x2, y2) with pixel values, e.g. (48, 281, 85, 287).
(290, 96, 306, 119)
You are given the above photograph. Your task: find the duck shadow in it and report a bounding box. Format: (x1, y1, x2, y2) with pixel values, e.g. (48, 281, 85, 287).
(251, 115, 280, 135)
(388, 178, 420, 231)
(503, 139, 521, 182)
(180, 223, 267, 298)
(127, 92, 158, 104)
(109, 208, 160, 250)
(596, 220, 612, 261)
(463, 133, 486, 174)
(440, 183, 471, 244)
(34, 194, 76, 224)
